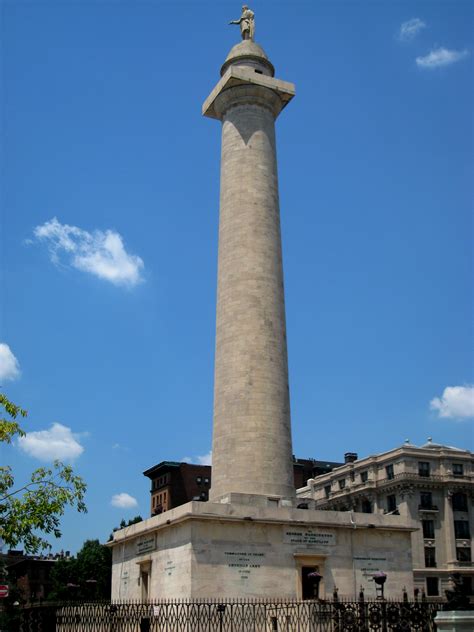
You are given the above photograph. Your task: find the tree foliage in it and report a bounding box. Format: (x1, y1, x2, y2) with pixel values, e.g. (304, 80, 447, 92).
(0, 393, 87, 553)
(47, 539, 112, 601)
(108, 515, 143, 542)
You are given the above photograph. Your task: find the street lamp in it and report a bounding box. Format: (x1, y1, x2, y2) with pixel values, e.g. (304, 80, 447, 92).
(85, 578, 98, 600)
(307, 571, 323, 600)
(373, 572, 387, 600)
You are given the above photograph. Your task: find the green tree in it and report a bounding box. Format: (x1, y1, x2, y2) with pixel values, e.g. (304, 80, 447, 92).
(0, 393, 87, 553)
(108, 515, 143, 541)
(47, 539, 112, 601)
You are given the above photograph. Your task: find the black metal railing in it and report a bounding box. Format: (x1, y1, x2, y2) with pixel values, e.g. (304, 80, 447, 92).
(16, 597, 442, 632)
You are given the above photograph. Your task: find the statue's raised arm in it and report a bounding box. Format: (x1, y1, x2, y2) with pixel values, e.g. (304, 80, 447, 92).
(229, 5, 255, 41)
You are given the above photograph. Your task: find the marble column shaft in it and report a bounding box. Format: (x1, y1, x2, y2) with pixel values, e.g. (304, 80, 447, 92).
(209, 83, 294, 501)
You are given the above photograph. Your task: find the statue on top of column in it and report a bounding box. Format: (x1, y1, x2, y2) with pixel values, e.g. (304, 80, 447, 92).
(229, 5, 255, 41)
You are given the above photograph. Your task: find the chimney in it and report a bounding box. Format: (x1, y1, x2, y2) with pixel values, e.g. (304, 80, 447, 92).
(344, 452, 358, 463)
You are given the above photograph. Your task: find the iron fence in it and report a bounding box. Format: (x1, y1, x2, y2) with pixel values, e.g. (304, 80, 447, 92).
(16, 598, 441, 632)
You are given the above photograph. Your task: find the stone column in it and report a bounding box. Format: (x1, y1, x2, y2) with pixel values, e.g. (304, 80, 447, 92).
(203, 41, 295, 501)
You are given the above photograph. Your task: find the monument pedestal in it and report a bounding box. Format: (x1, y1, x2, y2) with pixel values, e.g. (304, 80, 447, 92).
(111, 500, 415, 600)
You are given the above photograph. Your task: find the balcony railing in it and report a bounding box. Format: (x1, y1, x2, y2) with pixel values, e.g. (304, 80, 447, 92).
(418, 504, 439, 512)
(316, 470, 472, 501)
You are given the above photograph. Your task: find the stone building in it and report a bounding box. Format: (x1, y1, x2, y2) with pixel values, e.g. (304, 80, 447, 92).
(297, 440, 474, 598)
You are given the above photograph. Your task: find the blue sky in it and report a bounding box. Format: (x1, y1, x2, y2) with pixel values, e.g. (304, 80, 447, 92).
(1, 0, 472, 554)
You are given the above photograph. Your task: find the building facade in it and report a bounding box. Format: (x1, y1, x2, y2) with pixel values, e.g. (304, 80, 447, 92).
(297, 440, 474, 598)
(0, 550, 70, 602)
(143, 461, 212, 516)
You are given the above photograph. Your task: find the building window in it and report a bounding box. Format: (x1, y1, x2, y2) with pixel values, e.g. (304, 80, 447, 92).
(360, 471, 368, 483)
(387, 494, 397, 513)
(454, 520, 470, 539)
(462, 577, 473, 596)
(452, 463, 464, 477)
(456, 547, 472, 562)
(418, 462, 430, 478)
(385, 464, 394, 480)
(324, 485, 331, 499)
(338, 479, 346, 490)
(422, 520, 435, 539)
(452, 492, 468, 512)
(420, 492, 433, 510)
(424, 547, 436, 568)
(426, 577, 439, 597)
(361, 499, 372, 514)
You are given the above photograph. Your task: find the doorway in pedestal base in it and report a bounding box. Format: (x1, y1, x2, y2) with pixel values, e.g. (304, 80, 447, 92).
(295, 555, 326, 600)
(138, 561, 152, 601)
(302, 566, 320, 600)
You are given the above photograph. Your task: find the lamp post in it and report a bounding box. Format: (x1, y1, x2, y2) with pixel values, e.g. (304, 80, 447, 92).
(85, 578, 98, 600)
(307, 571, 323, 600)
(373, 572, 387, 600)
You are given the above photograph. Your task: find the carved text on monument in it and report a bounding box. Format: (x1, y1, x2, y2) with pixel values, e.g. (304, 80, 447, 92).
(283, 529, 336, 546)
(136, 535, 156, 554)
(224, 551, 265, 580)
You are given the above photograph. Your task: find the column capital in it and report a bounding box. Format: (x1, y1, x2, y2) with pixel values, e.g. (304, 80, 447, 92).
(203, 66, 294, 120)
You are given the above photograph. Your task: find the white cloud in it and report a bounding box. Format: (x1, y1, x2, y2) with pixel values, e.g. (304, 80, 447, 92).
(111, 493, 138, 509)
(0, 343, 21, 381)
(33, 217, 144, 287)
(430, 385, 474, 419)
(197, 451, 212, 465)
(416, 47, 469, 69)
(399, 18, 426, 41)
(18, 422, 85, 461)
(181, 450, 212, 465)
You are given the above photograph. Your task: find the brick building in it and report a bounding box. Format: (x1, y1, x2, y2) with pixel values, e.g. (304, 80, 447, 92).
(0, 550, 70, 602)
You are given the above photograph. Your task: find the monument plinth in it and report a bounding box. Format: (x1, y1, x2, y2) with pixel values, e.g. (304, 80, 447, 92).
(203, 38, 295, 503)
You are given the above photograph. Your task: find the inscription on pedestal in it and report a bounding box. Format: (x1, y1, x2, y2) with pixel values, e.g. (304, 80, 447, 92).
(283, 529, 336, 546)
(224, 551, 265, 581)
(353, 556, 388, 597)
(136, 535, 156, 554)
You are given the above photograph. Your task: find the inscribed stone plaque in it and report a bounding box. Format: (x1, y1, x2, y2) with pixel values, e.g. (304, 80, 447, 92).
(283, 529, 336, 546)
(223, 550, 266, 582)
(136, 535, 156, 555)
(353, 556, 388, 598)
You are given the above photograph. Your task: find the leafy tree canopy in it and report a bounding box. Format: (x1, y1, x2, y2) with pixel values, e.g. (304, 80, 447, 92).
(48, 539, 111, 601)
(0, 393, 87, 553)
